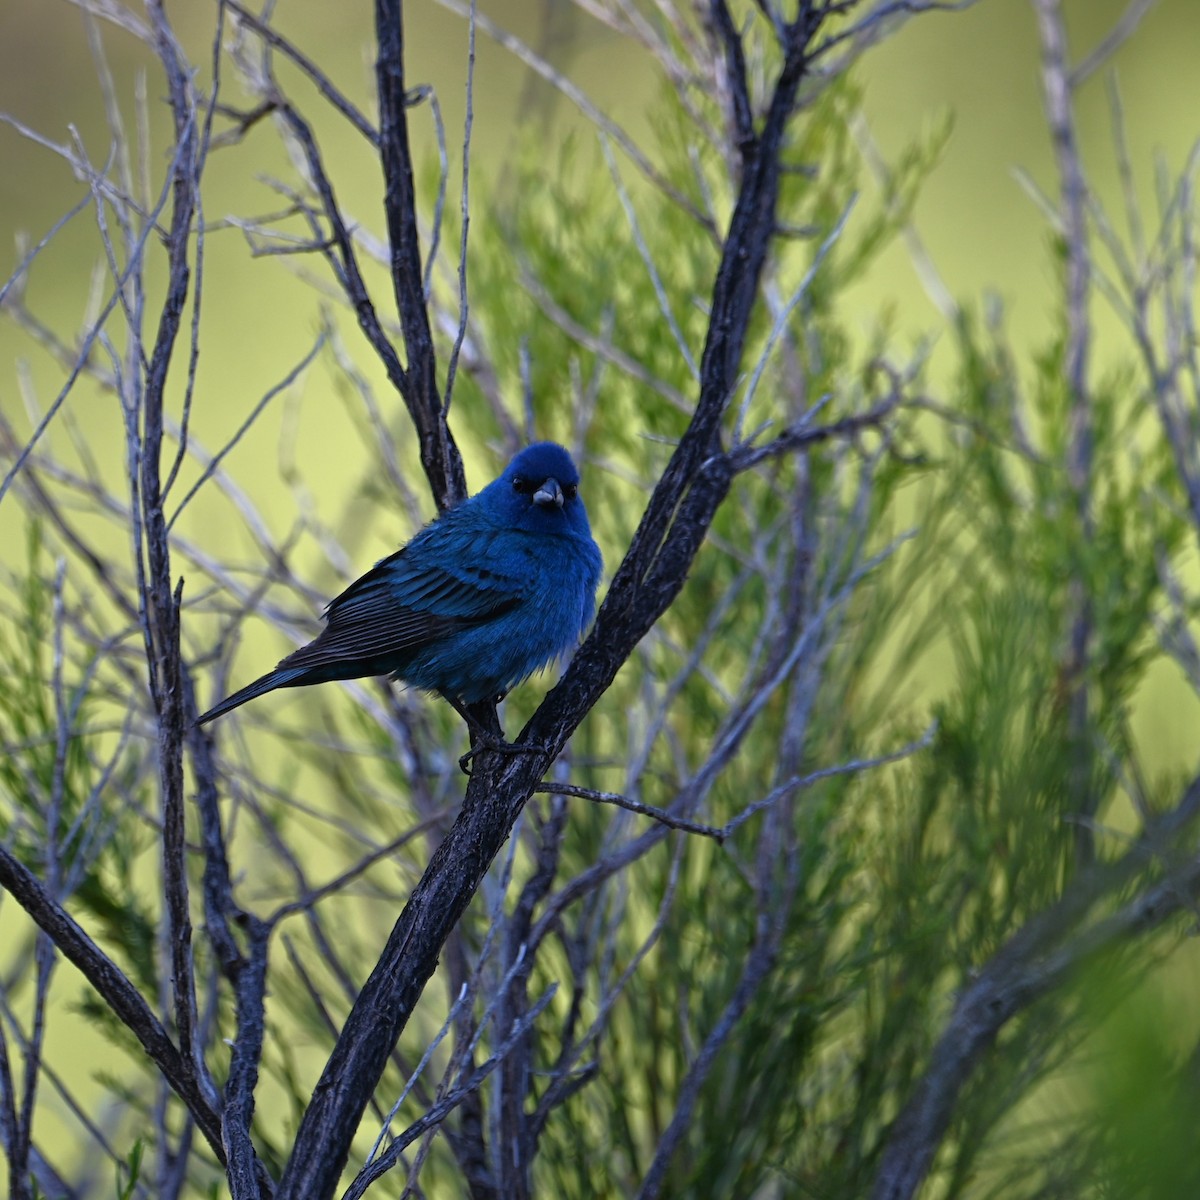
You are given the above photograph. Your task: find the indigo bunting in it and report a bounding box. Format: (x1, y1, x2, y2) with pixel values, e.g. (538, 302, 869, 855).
(198, 442, 602, 724)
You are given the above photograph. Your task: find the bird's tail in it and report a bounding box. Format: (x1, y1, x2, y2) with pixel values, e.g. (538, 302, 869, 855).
(196, 666, 309, 726)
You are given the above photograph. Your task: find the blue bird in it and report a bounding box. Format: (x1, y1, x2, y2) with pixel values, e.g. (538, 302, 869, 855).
(197, 442, 602, 725)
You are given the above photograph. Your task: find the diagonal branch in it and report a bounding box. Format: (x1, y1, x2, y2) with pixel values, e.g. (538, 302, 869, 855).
(1069, 0, 1158, 87)
(872, 772, 1200, 1200)
(225, 1, 380, 145)
(0, 845, 226, 1164)
(276, 8, 826, 1198)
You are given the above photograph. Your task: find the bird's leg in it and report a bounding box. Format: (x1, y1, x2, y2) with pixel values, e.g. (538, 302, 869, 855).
(448, 696, 508, 774)
(447, 695, 505, 743)
(448, 695, 549, 775)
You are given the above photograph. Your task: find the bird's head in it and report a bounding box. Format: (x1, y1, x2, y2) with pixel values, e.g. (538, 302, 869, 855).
(488, 442, 592, 537)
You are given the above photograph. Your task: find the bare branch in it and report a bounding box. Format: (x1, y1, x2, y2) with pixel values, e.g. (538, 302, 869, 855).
(536, 782, 726, 841)
(374, 0, 466, 508)
(140, 0, 204, 1125)
(873, 776, 1200, 1200)
(276, 9, 830, 1197)
(710, 0, 756, 157)
(226, 1, 380, 145)
(0, 846, 226, 1163)
(1069, 0, 1158, 87)
(442, 0, 477, 415)
(1032, 0, 1096, 868)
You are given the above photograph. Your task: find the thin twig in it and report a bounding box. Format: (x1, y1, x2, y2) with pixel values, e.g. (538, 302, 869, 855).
(536, 782, 725, 841)
(227, 1, 380, 145)
(442, 0, 476, 415)
(167, 327, 327, 530)
(1069, 0, 1158, 87)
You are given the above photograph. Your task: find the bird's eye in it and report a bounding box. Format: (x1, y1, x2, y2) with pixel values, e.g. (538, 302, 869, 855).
(512, 476, 535, 494)
(563, 484, 578, 501)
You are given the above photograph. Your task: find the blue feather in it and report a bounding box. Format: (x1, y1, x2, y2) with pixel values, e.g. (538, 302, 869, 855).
(198, 443, 603, 723)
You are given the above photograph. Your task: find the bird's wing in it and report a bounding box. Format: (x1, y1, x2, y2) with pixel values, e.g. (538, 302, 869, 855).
(292, 538, 525, 665)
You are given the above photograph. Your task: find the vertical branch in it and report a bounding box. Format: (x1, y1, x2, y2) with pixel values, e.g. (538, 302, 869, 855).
(142, 0, 202, 1092)
(1032, 0, 1095, 863)
(494, 799, 569, 1199)
(710, 0, 756, 162)
(188, 672, 271, 1198)
(0, 1025, 17, 1200)
(163, 0, 227, 502)
(222, 918, 272, 1200)
(9, 562, 73, 1200)
(375, 0, 466, 508)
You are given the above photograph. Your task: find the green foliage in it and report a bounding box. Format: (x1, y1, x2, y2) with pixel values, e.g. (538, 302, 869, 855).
(474, 123, 1198, 1194)
(114, 1139, 143, 1200)
(485, 74, 960, 1200)
(4, 9, 1199, 1199)
(0, 527, 157, 992)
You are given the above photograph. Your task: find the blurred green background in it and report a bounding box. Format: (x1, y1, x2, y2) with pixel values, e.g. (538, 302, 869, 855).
(3, 0, 1200, 1192)
(5, 1, 1198, 707)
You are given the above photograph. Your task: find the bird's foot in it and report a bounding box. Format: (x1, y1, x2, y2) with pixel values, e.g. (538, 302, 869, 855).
(458, 734, 549, 776)
(446, 695, 537, 774)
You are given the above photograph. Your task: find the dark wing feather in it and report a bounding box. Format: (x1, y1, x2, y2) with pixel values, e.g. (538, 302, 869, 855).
(282, 544, 524, 673)
(198, 520, 530, 723)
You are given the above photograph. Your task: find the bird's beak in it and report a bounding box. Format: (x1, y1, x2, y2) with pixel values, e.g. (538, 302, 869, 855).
(533, 477, 565, 508)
